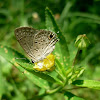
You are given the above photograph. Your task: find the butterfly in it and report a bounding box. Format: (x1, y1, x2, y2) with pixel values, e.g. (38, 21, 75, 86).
(14, 27, 58, 63)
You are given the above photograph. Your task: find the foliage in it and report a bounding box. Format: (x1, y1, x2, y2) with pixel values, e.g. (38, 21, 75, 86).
(0, 0, 100, 100)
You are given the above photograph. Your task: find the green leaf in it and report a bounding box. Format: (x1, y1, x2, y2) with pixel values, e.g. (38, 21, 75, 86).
(46, 70, 64, 85)
(69, 67, 85, 83)
(0, 44, 50, 89)
(38, 88, 45, 96)
(68, 12, 100, 22)
(11, 80, 26, 100)
(73, 80, 100, 90)
(0, 63, 5, 99)
(64, 91, 85, 100)
(59, 1, 73, 24)
(18, 62, 63, 85)
(68, 42, 78, 66)
(45, 7, 70, 70)
(66, 67, 85, 84)
(17, 66, 50, 89)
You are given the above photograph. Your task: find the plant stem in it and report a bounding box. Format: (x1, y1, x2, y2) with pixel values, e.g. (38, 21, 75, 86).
(35, 86, 63, 98)
(72, 49, 80, 67)
(46, 86, 62, 94)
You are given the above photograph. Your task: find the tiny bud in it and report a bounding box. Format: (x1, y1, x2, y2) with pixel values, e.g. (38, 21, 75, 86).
(75, 34, 90, 49)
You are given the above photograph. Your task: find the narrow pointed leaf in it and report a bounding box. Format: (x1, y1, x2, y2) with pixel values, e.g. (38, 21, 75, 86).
(64, 91, 85, 100)
(18, 62, 63, 85)
(73, 80, 100, 90)
(45, 7, 70, 70)
(0, 44, 50, 89)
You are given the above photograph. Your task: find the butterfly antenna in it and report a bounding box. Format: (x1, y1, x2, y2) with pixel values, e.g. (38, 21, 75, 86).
(15, 57, 30, 63)
(15, 57, 27, 60)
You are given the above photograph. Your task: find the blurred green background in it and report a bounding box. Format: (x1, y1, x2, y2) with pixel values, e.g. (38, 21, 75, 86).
(0, 0, 100, 100)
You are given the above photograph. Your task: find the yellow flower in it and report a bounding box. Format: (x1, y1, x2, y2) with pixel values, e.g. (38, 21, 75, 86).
(34, 53, 55, 71)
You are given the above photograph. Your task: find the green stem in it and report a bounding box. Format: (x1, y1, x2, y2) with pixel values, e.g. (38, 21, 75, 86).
(34, 86, 63, 99)
(46, 86, 62, 94)
(72, 49, 80, 67)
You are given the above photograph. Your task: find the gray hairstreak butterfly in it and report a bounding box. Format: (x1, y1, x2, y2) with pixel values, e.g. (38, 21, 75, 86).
(14, 27, 58, 64)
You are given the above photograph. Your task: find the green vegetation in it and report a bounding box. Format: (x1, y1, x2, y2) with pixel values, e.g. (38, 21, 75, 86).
(0, 0, 100, 100)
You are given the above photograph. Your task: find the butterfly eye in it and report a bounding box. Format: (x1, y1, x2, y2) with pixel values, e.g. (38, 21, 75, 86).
(48, 33, 54, 40)
(50, 34, 53, 38)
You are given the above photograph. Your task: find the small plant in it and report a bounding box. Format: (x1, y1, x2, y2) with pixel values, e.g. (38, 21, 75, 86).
(0, 7, 100, 100)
